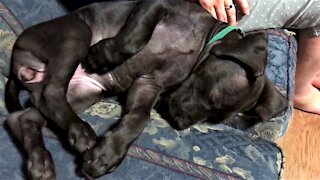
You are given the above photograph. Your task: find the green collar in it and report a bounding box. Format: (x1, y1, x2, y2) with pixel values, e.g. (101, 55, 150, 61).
(206, 26, 244, 46)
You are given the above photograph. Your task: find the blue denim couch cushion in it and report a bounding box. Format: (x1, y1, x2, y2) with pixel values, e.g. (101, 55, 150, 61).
(0, 2, 23, 115)
(0, 1, 297, 179)
(249, 30, 297, 141)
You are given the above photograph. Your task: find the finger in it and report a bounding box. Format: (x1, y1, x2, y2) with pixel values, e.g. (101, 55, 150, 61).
(199, 0, 217, 19)
(224, 1, 237, 25)
(214, 0, 227, 22)
(210, 6, 217, 19)
(236, 0, 250, 15)
(225, 6, 236, 25)
(199, 0, 213, 13)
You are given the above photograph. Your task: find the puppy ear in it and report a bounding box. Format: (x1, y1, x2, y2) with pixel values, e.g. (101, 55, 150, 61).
(252, 78, 288, 122)
(211, 32, 268, 77)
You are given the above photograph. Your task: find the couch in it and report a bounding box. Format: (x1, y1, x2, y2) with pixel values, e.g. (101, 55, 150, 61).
(0, 0, 297, 179)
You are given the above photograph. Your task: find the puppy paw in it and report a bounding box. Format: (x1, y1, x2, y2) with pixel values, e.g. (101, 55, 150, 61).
(68, 121, 97, 153)
(27, 147, 56, 180)
(81, 138, 124, 178)
(84, 39, 126, 74)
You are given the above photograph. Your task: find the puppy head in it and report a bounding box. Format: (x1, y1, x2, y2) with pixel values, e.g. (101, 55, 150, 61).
(168, 32, 287, 129)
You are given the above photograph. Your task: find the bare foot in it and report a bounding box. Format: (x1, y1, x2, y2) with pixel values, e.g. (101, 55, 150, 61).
(294, 85, 320, 114)
(293, 36, 320, 115)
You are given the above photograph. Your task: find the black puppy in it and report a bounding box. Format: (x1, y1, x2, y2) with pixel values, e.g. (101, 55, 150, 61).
(5, 0, 287, 179)
(80, 0, 287, 177)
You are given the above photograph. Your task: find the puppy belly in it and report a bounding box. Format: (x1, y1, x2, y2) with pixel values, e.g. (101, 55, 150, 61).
(67, 65, 105, 102)
(68, 78, 103, 96)
(73, 65, 106, 87)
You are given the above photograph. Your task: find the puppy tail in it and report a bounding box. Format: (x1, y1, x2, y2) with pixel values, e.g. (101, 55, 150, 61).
(5, 78, 23, 112)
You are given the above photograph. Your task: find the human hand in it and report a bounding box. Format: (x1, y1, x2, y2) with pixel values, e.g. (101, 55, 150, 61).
(198, 0, 250, 25)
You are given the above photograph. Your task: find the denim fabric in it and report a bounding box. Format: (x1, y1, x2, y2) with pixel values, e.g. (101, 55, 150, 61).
(0, 0, 67, 28)
(0, 1, 297, 179)
(0, 2, 23, 115)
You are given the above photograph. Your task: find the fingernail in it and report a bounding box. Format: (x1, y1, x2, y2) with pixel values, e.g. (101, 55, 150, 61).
(210, 7, 217, 18)
(211, 12, 217, 19)
(222, 16, 227, 23)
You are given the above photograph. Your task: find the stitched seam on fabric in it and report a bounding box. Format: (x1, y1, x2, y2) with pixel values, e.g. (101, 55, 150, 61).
(0, 15, 15, 35)
(268, 29, 290, 42)
(286, 38, 291, 101)
(0, 11, 17, 35)
(268, 32, 297, 99)
(0, 2, 24, 30)
(287, 35, 297, 100)
(127, 144, 242, 180)
(0, 2, 24, 35)
(127, 153, 208, 180)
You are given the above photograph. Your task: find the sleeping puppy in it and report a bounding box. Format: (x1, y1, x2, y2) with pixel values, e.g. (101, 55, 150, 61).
(81, 33, 287, 178)
(5, 0, 287, 179)
(79, 0, 287, 177)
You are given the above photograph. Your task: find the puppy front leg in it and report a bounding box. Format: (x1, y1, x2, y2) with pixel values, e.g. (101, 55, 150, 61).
(98, 52, 161, 93)
(113, 0, 174, 55)
(6, 108, 55, 180)
(82, 76, 161, 178)
(86, 0, 175, 73)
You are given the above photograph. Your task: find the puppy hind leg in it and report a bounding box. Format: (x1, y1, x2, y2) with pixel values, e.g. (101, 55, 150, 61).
(83, 76, 161, 178)
(6, 108, 56, 180)
(6, 110, 28, 140)
(36, 43, 97, 153)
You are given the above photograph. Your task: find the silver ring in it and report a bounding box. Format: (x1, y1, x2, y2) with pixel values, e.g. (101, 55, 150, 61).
(225, 4, 234, 10)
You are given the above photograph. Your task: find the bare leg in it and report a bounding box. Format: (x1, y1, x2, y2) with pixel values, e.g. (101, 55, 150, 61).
(294, 35, 320, 114)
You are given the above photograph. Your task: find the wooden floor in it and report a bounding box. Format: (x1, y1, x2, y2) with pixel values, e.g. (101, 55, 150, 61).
(276, 109, 320, 179)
